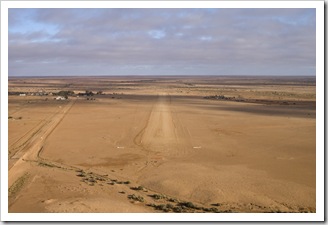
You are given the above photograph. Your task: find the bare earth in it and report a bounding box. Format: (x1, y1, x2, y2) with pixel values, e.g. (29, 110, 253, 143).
(8, 76, 316, 213)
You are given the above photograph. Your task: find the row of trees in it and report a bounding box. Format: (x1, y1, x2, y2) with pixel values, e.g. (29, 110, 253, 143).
(55, 90, 104, 98)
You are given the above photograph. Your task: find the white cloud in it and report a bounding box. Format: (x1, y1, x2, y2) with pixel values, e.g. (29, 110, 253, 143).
(148, 30, 166, 39)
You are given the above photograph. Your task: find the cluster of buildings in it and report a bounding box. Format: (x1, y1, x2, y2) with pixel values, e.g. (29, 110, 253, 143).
(10, 90, 105, 101)
(9, 90, 52, 96)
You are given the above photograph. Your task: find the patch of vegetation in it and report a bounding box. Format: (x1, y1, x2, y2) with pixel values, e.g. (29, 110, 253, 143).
(128, 194, 144, 202)
(159, 204, 187, 213)
(131, 186, 146, 191)
(211, 203, 221, 207)
(149, 194, 166, 200)
(147, 203, 174, 212)
(155, 204, 167, 211)
(222, 209, 233, 213)
(166, 203, 174, 209)
(85, 90, 94, 96)
(173, 206, 183, 213)
(76, 172, 86, 177)
(208, 207, 219, 213)
(9, 173, 29, 197)
(96, 177, 106, 181)
(77, 170, 120, 186)
(168, 197, 178, 203)
(146, 196, 221, 213)
(38, 161, 61, 169)
(88, 178, 96, 183)
(178, 201, 196, 209)
(55, 90, 75, 97)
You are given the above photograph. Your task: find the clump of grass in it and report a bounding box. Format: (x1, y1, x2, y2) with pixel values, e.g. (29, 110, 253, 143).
(208, 207, 219, 213)
(162, 204, 174, 212)
(149, 203, 174, 212)
(201, 207, 219, 212)
(168, 197, 178, 203)
(88, 178, 96, 183)
(150, 194, 166, 200)
(222, 209, 233, 213)
(38, 161, 61, 168)
(211, 203, 221, 207)
(96, 177, 106, 181)
(202, 207, 210, 212)
(128, 194, 144, 202)
(154, 204, 167, 211)
(156, 204, 166, 210)
(173, 206, 183, 213)
(76, 172, 86, 177)
(148, 201, 209, 213)
(131, 186, 146, 191)
(178, 201, 196, 209)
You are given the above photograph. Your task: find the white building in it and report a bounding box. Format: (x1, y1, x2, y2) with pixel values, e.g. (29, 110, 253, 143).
(55, 96, 66, 100)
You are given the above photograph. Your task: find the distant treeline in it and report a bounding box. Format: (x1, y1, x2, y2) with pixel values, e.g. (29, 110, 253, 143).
(55, 90, 75, 96)
(8, 92, 26, 95)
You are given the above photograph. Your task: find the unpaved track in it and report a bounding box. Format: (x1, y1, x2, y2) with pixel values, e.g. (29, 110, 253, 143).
(9, 106, 64, 159)
(140, 93, 178, 152)
(133, 93, 193, 174)
(8, 100, 76, 186)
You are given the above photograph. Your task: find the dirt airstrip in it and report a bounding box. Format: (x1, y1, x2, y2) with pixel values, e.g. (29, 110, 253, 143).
(8, 76, 316, 213)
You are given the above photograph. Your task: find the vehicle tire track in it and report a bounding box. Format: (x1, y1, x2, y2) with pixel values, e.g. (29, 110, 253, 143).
(9, 105, 65, 159)
(133, 93, 190, 176)
(9, 100, 76, 171)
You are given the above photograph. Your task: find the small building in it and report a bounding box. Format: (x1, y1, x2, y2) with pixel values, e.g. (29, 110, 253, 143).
(19, 94, 26, 96)
(55, 96, 66, 101)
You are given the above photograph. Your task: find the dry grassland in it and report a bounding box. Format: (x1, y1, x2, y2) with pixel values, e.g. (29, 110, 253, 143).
(8, 76, 316, 213)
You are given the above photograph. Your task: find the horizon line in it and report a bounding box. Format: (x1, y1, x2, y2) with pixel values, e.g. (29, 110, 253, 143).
(8, 74, 316, 78)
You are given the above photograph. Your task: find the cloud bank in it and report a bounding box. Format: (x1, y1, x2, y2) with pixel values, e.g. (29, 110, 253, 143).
(8, 8, 316, 76)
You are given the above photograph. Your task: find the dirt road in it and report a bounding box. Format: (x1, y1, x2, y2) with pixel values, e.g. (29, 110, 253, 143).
(141, 93, 178, 152)
(8, 99, 76, 187)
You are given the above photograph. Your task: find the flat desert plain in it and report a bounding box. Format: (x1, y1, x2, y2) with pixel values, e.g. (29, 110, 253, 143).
(8, 76, 316, 213)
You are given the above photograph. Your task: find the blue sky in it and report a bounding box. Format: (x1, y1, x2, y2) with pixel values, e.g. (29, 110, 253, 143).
(8, 8, 316, 76)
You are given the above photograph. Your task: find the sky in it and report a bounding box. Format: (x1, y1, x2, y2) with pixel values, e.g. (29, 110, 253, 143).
(8, 8, 316, 76)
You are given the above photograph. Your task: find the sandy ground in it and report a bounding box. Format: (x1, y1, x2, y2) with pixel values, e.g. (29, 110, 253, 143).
(8, 76, 316, 213)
